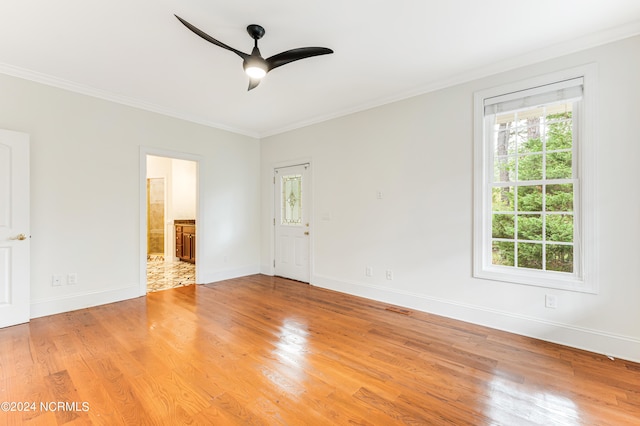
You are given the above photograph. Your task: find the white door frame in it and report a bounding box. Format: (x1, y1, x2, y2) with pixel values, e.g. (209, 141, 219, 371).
(139, 146, 202, 296)
(271, 159, 313, 282)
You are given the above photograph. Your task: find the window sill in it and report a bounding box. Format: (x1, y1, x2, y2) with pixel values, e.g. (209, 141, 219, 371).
(474, 265, 597, 294)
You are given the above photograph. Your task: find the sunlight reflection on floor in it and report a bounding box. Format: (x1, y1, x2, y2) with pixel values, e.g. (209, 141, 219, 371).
(488, 376, 580, 425)
(271, 318, 310, 382)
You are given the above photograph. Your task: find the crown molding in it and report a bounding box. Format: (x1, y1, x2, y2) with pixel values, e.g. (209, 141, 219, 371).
(0, 62, 260, 139)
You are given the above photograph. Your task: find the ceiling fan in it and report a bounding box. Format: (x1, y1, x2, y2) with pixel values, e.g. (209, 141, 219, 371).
(175, 15, 334, 91)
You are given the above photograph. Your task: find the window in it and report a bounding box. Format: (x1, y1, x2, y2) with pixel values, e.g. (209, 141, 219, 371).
(281, 174, 303, 225)
(473, 66, 597, 292)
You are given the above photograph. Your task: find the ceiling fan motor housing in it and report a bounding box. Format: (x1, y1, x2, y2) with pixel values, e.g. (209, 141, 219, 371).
(247, 24, 265, 40)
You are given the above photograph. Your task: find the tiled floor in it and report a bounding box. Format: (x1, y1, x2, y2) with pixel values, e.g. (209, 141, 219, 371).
(147, 256, 195, 292)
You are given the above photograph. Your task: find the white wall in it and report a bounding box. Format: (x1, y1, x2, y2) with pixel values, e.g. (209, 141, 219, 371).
(171, 158, 197, 220)
(260, 35, 640, 362)
(0, 72, 261, 317)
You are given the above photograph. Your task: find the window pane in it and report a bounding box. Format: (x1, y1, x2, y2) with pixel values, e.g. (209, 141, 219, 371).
(517, 185, 543, 212)
(517, 154, 543, 181)
(546, 107, 573, 151)
(492, 214, 514, 239)
(493, 156, 515, 183)
(546, 151, 572, 179)
(493, 122, 517, 155)
(546, 244, 573, 272)
(545, 103, 572, 122)
(282, 174, 302, 225)
(517, 214, 542, 241)
(546, 214, 573, 242)
(546, 184, 573, 212)
(492, 187, 515, 212)
(517, 243, 543, 270)
(517, 124, 543, 154)
(492, 241, 515, 266)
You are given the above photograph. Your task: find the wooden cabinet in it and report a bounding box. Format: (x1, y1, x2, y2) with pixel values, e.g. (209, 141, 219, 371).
(175, 220, 196, 263)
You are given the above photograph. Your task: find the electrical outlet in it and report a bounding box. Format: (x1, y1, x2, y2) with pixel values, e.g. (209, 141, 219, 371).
(365, 266, 373, 277)
(545, 294, 558, 309)
(68, 273, 78, 285)
(385, 269, 394, 280)
(52, 275, 62, 287)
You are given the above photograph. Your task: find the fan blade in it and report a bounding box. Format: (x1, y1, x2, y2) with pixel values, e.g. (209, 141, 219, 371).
(248, 78, 261, 91)
(175, 15, 249, 59)
(266, 47, 333, 71)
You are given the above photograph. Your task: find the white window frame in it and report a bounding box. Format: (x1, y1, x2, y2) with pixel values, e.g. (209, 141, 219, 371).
(473, 65, 598, 293)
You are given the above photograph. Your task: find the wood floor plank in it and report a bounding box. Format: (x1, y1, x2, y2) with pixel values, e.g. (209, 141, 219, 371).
(0, 274, 639, 425)
(64, 357, 127, 426)
(43, 370, 89, 425)
(84, 356, 151, 425)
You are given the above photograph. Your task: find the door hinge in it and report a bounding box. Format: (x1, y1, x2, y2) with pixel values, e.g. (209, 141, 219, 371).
(273, 260, 275, 267)
(273, 176, 275, 184)
(273, 218, 275, 226)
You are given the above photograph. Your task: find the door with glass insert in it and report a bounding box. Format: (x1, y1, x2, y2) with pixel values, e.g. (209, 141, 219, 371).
(274, 164, 310, 282)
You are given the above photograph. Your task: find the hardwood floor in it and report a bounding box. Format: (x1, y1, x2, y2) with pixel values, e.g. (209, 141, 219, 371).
(1, 275, 639, 425)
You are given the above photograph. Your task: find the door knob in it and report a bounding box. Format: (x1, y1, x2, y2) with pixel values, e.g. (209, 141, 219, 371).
(11, 233, 27, 241)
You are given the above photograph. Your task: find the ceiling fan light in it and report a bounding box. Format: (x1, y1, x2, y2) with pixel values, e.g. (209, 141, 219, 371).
(245, 66, 267, 79)
(243, 55, 268, 79)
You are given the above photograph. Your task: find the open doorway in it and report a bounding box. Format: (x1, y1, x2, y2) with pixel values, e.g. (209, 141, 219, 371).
(144, 153, 198, 293)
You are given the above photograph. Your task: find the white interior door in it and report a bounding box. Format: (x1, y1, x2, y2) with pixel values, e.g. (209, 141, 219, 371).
(0, 129, 30, 328)
(274, 164, 310, 283)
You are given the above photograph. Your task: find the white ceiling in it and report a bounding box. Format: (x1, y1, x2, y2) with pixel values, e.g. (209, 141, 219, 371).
(1, 1, 640, 138)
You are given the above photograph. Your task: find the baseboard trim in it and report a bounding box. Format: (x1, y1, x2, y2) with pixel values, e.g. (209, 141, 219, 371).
(31, 285, 141, 319)
(199, 266, 261, 284)
(30, 265, 261, 320)
(312, 274, 640, 363)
